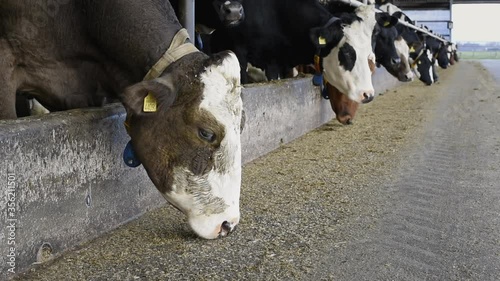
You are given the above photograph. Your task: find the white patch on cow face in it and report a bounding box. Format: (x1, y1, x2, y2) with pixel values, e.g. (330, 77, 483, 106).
(395, 38, 413, 81)
(426, 49, 434, 84)
(409, 57, 421, 78)
(322, 5, 377, 103)
(162, 52, 243, 239)
(411, 65, 421, 78)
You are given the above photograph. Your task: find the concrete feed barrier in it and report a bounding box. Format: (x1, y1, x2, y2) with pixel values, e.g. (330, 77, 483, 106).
(0, 70, 401, 278)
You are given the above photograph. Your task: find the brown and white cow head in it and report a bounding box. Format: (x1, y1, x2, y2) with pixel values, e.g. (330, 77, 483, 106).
(325, 52, 376, 125)
(311, 5, 396, 104)
(121, 51, 243, 239)
(326, 82, 359, 125)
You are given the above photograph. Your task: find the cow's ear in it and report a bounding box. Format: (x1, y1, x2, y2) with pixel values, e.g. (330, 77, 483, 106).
(121, 76, 177, 116)
(309, 26, 342, 50)
(375, 13, 398, 28)
(392, 11, 403, 21)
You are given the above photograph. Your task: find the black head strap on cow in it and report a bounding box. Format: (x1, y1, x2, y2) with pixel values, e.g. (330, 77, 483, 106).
(123, 28, 198, 168)
(433, 48, 440, 60)
(312, 16, 341, 100)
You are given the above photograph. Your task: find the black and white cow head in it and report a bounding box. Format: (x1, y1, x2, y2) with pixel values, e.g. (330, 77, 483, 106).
(373, 23, 402, 73)
(121, 51, 244, 239)
(383, 36, 414, 82)
(448, 43, 458, 65)
(311, 5, 397, 104)
(409, 44, 434, 85)
(437, 42, 450, 69)
(425, 36, 447, 69)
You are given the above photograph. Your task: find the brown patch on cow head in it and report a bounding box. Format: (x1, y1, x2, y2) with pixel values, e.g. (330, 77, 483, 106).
(325, 56, 375, 125)
(120, 51, 243, 239)
(122, 73, 224, 194)
(449, 53, 456, 65)
(369, 57, 376, 74)
(326, 82, 359, 125)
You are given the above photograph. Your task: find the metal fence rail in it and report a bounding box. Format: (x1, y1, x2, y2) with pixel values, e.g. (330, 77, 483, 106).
(336, 0, 451, 43)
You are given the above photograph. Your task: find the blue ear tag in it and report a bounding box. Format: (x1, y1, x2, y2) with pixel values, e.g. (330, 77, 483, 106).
(123, 140, 141, 168)
(195, 33, 204, 50)
(312, 73, 323, 86)
(321, 84, 329, 100)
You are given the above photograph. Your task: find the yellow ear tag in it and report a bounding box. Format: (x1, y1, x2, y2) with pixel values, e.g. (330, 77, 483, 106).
(383, 21, 391, 27)
(318, 36, 326, 45)
(409, 46, 415, 53)
(143, 92, 157, 112)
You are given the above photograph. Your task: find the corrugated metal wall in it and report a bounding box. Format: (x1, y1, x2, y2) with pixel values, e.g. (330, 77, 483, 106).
(404, 9, 452, 40)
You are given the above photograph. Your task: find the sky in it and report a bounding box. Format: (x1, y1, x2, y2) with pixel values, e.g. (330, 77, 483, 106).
(452, 4, 500, 42)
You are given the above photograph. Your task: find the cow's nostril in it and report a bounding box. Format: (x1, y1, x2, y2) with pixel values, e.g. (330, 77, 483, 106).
(221, 221, 232, 233)
(362, 93, 374, 104)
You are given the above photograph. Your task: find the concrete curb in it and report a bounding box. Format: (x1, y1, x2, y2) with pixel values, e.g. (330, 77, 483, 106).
(0, 70, 401, 278)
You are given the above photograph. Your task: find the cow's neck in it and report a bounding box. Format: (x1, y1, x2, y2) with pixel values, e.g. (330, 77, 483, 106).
(83, 0, 188, 81)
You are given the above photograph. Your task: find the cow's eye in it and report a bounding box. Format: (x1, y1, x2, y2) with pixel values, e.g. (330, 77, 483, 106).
(198, 128, 216, 142)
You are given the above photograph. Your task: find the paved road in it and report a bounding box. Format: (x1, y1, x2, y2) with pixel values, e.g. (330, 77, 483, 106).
(480, 60, 500, 83)
(13, 61, 500, 281)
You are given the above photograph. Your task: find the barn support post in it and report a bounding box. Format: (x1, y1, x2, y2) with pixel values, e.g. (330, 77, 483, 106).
(178, 0, 195, 42)
(449, 0, 453, 41)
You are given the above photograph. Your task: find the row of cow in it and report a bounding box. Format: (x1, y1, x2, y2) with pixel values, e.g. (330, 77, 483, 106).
(181, 0, 459, 124)
(327, 0, 459, 124)
(0, 0, 458, 240)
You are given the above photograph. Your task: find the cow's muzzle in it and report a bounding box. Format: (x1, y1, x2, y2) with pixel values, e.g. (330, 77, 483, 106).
(361, 92, 375, 104)
(219, 221, 237, 237)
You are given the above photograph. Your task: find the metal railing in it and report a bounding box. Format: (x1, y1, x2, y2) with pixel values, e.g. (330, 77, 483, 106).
(178, 0, 195, 41)
(336, 0, 451, 43)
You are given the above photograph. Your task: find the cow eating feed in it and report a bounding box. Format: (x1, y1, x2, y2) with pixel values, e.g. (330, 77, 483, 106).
(0, 0, 244, 239)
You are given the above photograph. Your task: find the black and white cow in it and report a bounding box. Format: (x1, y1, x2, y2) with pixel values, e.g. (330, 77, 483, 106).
(376, 1, 439, 85)
(324, 1, 406, 82)
(375, 1, 414, 82)
(449, 42, 459, 65)
(374, 26, 415, 82)
(0, 0, 244, 239)
(426, 35, 449, 69)
(390, 11, 434, 85)
(208, 0, 335, 83)
(169, 0, 244, 51)
(209, 0, 397, 104)
(409, 43, 435, 85)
